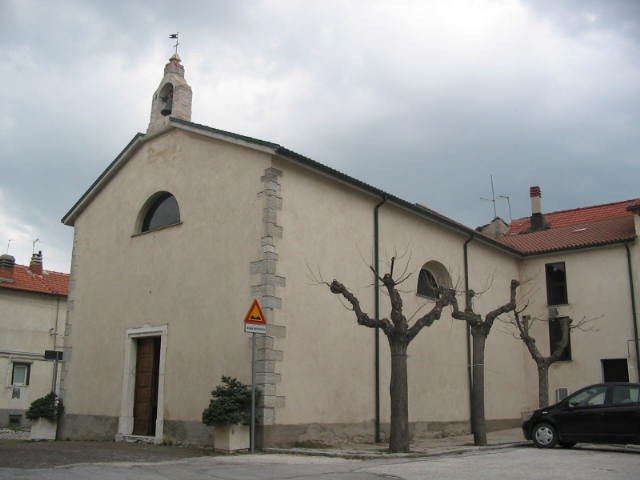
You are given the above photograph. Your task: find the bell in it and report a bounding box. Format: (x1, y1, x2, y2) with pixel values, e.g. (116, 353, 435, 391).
(161, 95, 173, 116)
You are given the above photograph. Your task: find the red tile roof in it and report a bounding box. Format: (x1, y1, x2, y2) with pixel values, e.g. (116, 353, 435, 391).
(0, 264, 69, 296)
(500, 199, 639, 255)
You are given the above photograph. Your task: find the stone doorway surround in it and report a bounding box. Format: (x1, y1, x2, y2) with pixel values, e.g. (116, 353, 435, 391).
(116, 325, 168, 444)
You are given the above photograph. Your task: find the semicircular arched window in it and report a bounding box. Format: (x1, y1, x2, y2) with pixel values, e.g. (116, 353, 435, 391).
(140, 192, 181, 233)
(417, 261, 452, 299)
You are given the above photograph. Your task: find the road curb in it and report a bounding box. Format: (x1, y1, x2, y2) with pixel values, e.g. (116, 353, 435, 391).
(264, 441, 529, 460)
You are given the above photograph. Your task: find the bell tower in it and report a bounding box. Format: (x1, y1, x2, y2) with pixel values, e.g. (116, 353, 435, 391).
(147, 53, 192, 134)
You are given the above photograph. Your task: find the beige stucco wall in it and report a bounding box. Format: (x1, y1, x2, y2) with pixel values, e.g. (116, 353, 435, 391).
(273, 155, 534, 428)
(63, 124, 639, 443)
(64, 128, 270, 424)
(0, 289, 65, 423)
(519, 242, 640, 397)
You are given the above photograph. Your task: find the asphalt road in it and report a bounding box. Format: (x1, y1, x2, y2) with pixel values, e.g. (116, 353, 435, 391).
(1, 446, 639, 479)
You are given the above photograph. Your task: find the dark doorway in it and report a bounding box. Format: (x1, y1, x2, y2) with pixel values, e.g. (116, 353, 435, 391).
(601, 358, 629, 382)
(133, 337, 161, 436)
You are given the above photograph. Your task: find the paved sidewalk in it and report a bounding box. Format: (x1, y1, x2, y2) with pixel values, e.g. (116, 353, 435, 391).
(0, 440, 213, 469)
(265, 428, 528, 459)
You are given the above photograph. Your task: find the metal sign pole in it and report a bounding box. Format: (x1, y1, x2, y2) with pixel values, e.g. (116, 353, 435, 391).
(250, 331, 256, 453)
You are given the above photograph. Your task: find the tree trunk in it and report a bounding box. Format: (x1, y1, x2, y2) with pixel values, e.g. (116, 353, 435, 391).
(389, 339, 410, 453)
(471, 329, 487, 446)
(538, 362, 550, 408)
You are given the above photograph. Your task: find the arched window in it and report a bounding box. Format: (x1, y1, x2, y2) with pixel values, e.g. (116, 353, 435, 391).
(417, 261, 452, 299)
(139, 192, 180, 233)
(417, 269, 440, 298)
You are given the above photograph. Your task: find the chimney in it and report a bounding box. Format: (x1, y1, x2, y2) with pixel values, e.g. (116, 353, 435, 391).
(529, 186, 547, 231)
(0, 254, 15, 281)
(29, 250, 43, 275)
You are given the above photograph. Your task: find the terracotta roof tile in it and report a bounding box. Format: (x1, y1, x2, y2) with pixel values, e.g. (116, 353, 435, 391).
(508, 199, 639, 234)
(500, 199, 639, 254)
(0, 264, 69, 296)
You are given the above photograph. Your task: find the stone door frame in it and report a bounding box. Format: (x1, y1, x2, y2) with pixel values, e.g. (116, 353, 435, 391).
(116, 325, 167, 443)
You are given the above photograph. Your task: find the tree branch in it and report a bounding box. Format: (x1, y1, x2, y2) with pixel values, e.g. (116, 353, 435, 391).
(548, 317, 571, 364)
(483, 279, 519, 334)
(449, 289, 480, 325)
(329, 280, 394, 335)
(381, 273, 406, 331)
(514, 311, 543, 364)
(406, 288, 453, 343)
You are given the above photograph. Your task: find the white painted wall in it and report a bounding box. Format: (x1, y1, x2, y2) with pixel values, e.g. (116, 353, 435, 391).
(519, 243, 640, 399)
(0, 289, 65, 424)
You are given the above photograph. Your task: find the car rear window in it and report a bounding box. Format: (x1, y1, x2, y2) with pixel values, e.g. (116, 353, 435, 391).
(610, 385, 640, 405)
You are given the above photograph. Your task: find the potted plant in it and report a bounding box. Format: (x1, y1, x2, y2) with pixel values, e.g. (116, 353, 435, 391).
(202, 376, 255, 452)
(26, 392, 64, 440)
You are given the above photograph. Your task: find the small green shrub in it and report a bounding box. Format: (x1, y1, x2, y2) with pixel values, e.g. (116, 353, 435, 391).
(202, 376, 256, 427)
(26, 393, 64, 422)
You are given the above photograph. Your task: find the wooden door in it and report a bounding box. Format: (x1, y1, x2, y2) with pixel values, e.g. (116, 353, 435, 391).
(133, 337, 160, 436)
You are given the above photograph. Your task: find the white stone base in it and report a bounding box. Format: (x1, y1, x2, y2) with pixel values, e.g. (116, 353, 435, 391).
(214, 424, 250, 452)
(30, 418, 57, 440)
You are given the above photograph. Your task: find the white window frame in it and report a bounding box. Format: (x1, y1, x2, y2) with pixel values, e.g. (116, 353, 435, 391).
(11, 362, 31, 387)
(116, 325, 168, 444)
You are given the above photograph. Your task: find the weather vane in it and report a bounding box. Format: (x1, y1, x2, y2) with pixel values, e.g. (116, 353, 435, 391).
(169, 32, 180, 56)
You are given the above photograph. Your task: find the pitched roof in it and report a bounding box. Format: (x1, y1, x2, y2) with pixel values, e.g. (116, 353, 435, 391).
(0, 264, 69, 296)
(500, 199, 639, 254)
(62, 117, 522, 257)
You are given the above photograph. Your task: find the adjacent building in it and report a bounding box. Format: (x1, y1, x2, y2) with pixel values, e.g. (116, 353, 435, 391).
(58, 54, 639, 446)
(0, 252, 69, 428)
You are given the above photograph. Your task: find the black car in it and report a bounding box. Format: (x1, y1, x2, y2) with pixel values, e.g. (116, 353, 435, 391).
(522, 382, 640, 448)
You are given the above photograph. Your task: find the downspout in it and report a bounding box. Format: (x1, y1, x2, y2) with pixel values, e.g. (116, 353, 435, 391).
(374, 195, 387, 443)
(51, 295, 61, 393)
(463, 235, 474, 433)
(624, 242, 640, 379)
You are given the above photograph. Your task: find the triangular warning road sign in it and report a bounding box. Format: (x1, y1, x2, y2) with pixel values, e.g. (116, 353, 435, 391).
(244, 299, 267, 325)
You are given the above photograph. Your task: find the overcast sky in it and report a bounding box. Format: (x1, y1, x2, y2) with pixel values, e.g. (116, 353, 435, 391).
(1, 0, 639, 272)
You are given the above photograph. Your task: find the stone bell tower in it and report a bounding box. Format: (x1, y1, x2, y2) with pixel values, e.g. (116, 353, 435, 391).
(147, 53, 192, 134)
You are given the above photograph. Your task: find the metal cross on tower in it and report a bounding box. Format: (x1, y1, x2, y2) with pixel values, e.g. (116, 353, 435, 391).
(169, 33, 180, 55)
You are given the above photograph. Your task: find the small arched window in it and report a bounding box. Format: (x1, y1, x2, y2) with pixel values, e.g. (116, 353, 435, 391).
(417, 261, 452, 299)
(140, 192, 180, 233)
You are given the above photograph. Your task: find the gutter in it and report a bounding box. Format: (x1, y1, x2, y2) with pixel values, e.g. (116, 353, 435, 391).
(463, 235, 474, 434)
(624, 242, 640, 378)
(373, 195, 387, 443)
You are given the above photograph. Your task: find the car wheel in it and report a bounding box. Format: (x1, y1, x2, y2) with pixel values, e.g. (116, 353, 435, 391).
(532, 423, 558, 448)
(559, 441, 576, 448)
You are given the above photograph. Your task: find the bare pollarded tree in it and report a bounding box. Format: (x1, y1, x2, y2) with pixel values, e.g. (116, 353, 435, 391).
(321, 257, 453, 453)
(510, 310, 596, 408)
(448, 280, 520, 446)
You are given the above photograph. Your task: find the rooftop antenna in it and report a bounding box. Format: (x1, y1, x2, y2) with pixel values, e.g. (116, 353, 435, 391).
(32, 238, 40, 254)
(169, 32, 180, 56)
(5, 239, 12, 254)
(480, 175, 498, 218)
(498, 195, 513, 223)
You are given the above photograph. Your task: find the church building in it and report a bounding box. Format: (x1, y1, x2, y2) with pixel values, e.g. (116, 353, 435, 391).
(58, 54, 640, 446)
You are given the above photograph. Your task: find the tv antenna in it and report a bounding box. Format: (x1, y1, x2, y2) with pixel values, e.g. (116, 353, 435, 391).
(498, 195, 513, 222)
(32, 238, 40, 254)
(480, 175, 498, 218)
(5, 239, 11, 254)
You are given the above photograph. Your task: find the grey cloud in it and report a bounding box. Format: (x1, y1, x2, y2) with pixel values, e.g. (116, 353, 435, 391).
(1, 0, 639, 271)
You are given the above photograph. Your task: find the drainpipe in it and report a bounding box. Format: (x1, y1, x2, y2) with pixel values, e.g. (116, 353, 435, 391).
(51, 295, 61, 393)
(624, 242, 640, 379)
(374, 195, 387, 443)
(463, 236, 474, 434)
